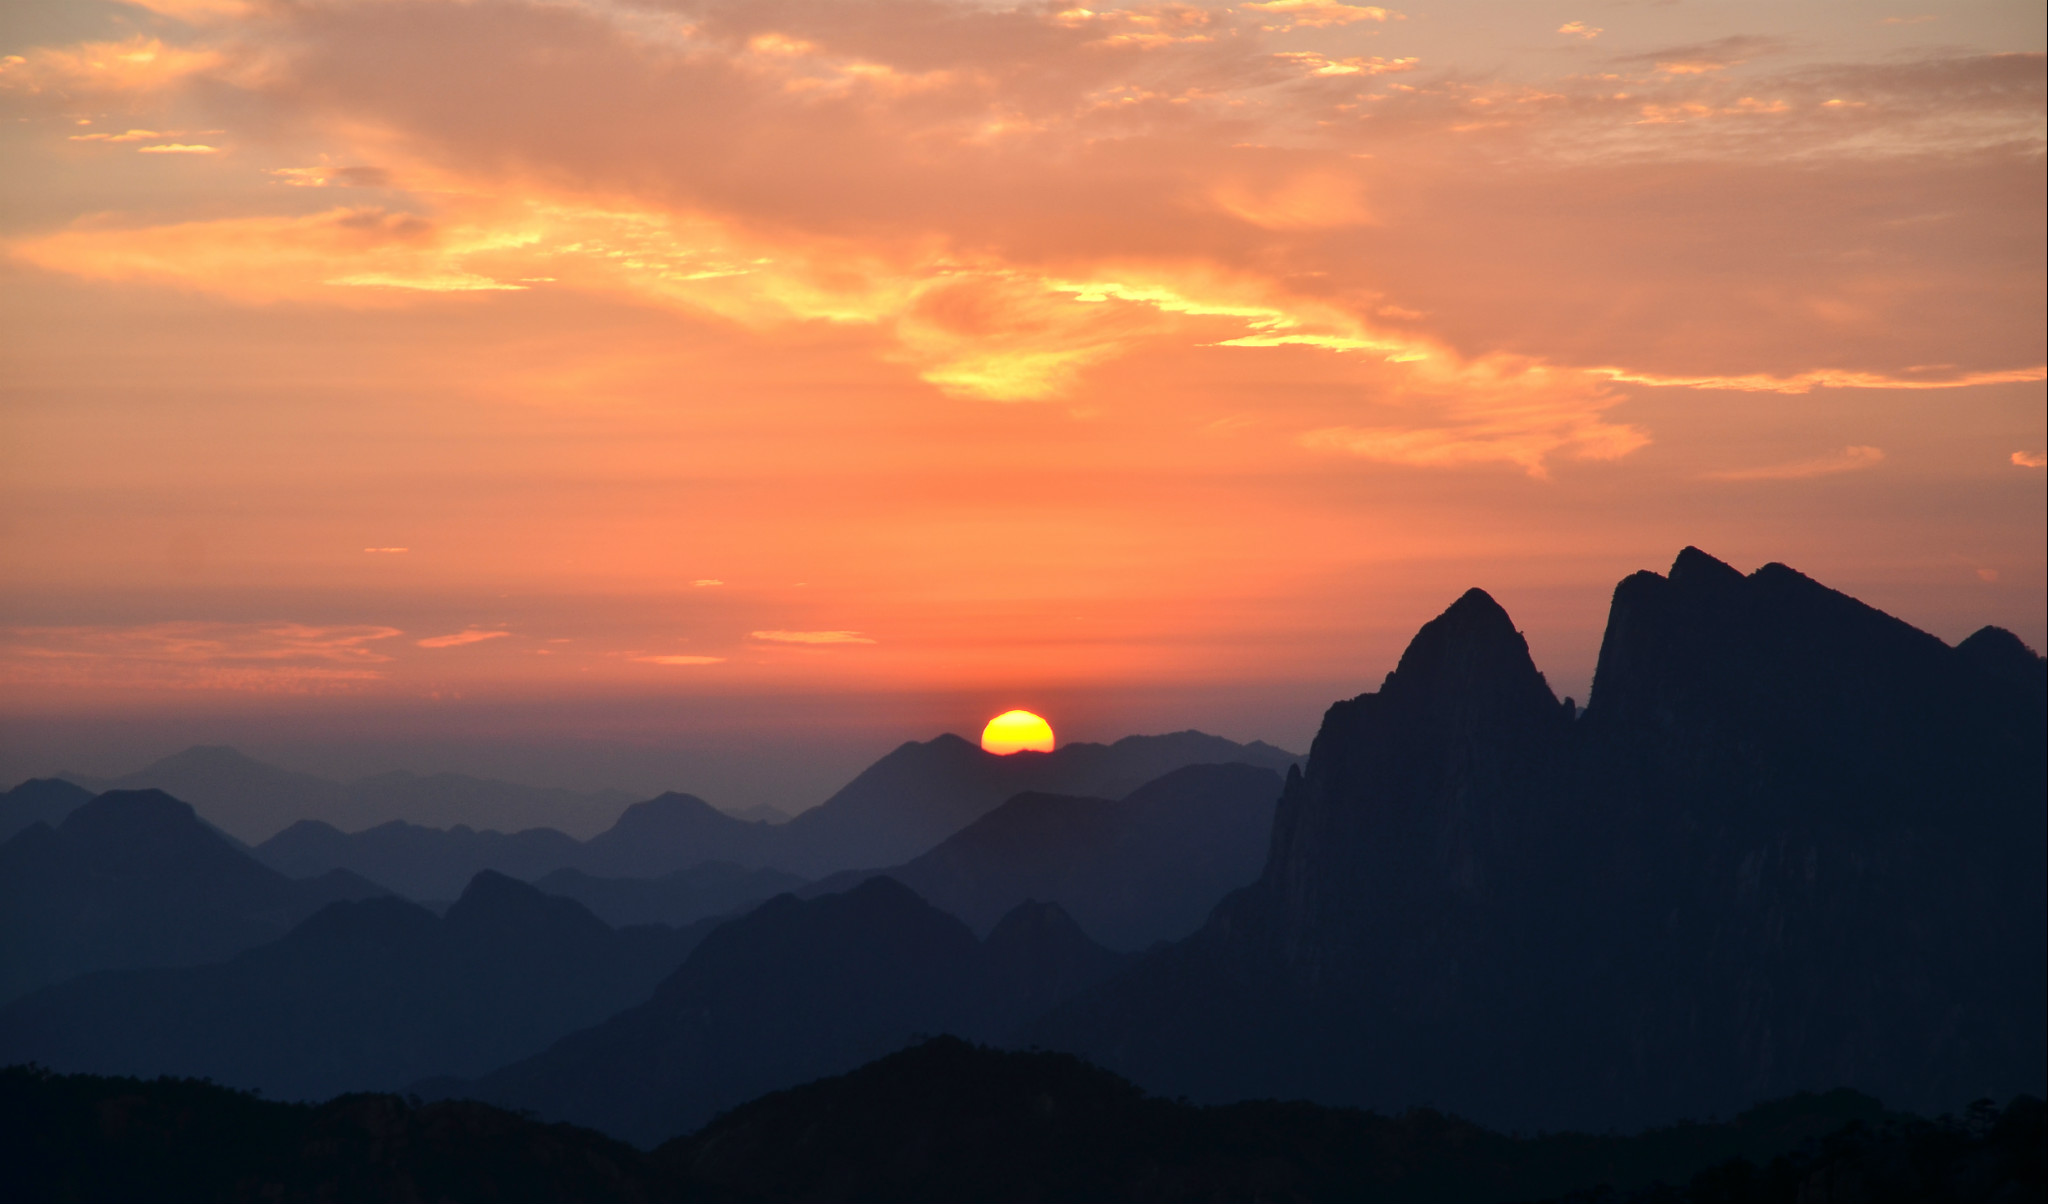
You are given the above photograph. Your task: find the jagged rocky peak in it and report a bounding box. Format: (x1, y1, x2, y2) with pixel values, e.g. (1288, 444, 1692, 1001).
(1369, 587, 1561, 733)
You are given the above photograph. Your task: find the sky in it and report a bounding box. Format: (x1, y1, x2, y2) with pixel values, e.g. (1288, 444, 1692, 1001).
(1, 0, 2042, 810)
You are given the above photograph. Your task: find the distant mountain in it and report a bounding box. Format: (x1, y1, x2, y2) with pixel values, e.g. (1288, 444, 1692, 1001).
(256, 733, 1301, 897)
(64, 746, 636, 843)
(770, 731, 1301, 877)
(0, 872, 710, 1101)
(533, 862, 806, 929)
(1035, 549, 2047, 1131)
(0, 790, 385, 1003)
(721, 802, 792, 825)
(805, 762, 1282, 949)
(437, 877, 1128, 1146)
(0, 778, 94, 841)
(258, 818, 586, 901)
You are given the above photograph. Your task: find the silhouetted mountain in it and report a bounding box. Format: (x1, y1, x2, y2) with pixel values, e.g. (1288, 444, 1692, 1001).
(578, 792, 782, 878)
(65, 745, 637, 843)
(532, 862, 807, 929)
(255, 733, 1300, 896)
(0, 872, 709, 1101)
(257, 818, 586, 901)
(772, 731, 1300, 877)
(10, 1045, 2037, 1202)
(1035, 549, 2047, 1132)
(805, 762, 1282, 948)
(0, 790, 385, 1004)
(721, 802, 793, 824)
(0, 777, 93, 840)
(439, 878, 1126, 1146)
(0, 1065, 699, 1203)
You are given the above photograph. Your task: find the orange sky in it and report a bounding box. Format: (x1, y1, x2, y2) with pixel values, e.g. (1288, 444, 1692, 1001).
(1, 0, 2042, 801)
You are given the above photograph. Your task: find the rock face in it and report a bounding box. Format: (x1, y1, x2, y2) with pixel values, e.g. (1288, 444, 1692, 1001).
(1037, 549, 2046, 1130)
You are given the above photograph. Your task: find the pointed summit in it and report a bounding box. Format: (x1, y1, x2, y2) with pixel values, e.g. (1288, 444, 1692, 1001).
(1668, 546, 1745, 591)
(1382, 587, 1559, 728)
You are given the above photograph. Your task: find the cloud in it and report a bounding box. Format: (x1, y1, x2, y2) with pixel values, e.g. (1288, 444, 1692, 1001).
(136, 143, 220, 154)
(1558, 22, 1601, 40)
(1240, 2, 1398, 30)
(2014, 451, 2047, 468)
(750, 630, 878, 644)
(1704, 445, 1885, 481)
(416, 629, 511, 648)
(0, 622, 403, 691)
(363, 546, 410, 553)
(633, 654, 727, 665)
(1589, 366, 2047, 394)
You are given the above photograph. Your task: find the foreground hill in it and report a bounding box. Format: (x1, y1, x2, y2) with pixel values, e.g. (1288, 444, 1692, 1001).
(434, 878, 1128, 1146)
(804, 762, 1282, 948)
(0, 791, 384, 1004)
(7, 1042, 2040, 1203)
(255, 732, 1301, 895)
(1036, 549, 2047, 1130)
(0, 872, 710, 1100)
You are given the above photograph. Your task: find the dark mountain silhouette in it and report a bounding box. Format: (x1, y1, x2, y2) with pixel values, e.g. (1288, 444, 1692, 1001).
(257, 817, 588, 901)
(804, 762, 1282, 948)
(0, 790, 385, 1004)
(0, 872, 709, 1101)
(770, 731, 1301, 877)
(1034, 549, 2047, 1132)
(0, 1065, 700, 1204)
(253, 733, 1300, 896)
(577, 792, 783, 878)
(435, 878, 1128, 1146)
(8, 1046, 2038, 1202)
(64, 745, 637, 843)
(532, 862, 807, 929)
(0, 777, 94, 840)
(725, 802, 793, 824)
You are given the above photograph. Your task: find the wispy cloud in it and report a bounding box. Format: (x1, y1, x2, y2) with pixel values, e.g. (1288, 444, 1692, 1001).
(633, 654, 727, 665)
(750, 630, 877, 645)
(416, 629, 511, 648)
(2014, 451, 2047, 468)
(1705, 445, 1885, 481)
(0, 622, 402, 691)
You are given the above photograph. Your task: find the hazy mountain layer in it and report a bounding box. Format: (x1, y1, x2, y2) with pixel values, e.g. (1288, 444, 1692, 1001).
(0, 790, 385, 1004)
(804, 762, 1282, 949)
(435, 878, 1129, 1146)
(0, 778, 93, 841)
(0, 872, 709, 1101)
(58, 746, 641, 843)
(533, 862, 807, 929)
(1034, 549, 2048, 1130)
(253, 732, 1301, 895)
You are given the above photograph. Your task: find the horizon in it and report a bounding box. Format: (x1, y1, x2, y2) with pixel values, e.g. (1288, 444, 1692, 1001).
(2, 1, 2042, 805)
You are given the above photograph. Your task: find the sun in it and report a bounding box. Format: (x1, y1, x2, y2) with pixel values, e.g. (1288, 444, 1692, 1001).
(981, 709, 1055, 755)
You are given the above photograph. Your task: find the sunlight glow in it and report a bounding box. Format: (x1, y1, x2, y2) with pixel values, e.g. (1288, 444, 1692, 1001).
(981, 709, 1055, 755)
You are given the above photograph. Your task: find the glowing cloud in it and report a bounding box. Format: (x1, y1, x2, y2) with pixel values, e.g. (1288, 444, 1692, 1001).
(2014, 452, 2047, 468)
(634, 654, 727, 665)
(1705, 446, 1886, 482)
(750, 630, 878, 645)
(416, 630, 512, 648)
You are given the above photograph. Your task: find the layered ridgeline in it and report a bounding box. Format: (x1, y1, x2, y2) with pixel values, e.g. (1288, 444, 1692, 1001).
(255, 732, 1301, 897)
(801, 762, 1283, 949)
(55, 747, 640, 843)
(1035, 549, 2047, 1130)
(0, 873, 710, 1101)
(0, 791, 386, 1004)
(426, 878, 1132, 1147)
(10, 1041, 2041, 1203)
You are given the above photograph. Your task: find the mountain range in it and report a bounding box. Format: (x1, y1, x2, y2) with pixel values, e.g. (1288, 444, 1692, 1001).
(251, 731, 1301, 895)
(801, 761, 1282, 949)
(429, 877, 1130, 1147)
(0, 871, 710, 1101)
(0, 790, 387, 1004)
(56, 746, 643, 843)
(1032, 548, 2047, 1130)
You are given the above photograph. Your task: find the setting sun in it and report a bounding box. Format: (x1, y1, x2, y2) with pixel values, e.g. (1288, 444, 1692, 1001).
(981, 710, 1055, 756)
